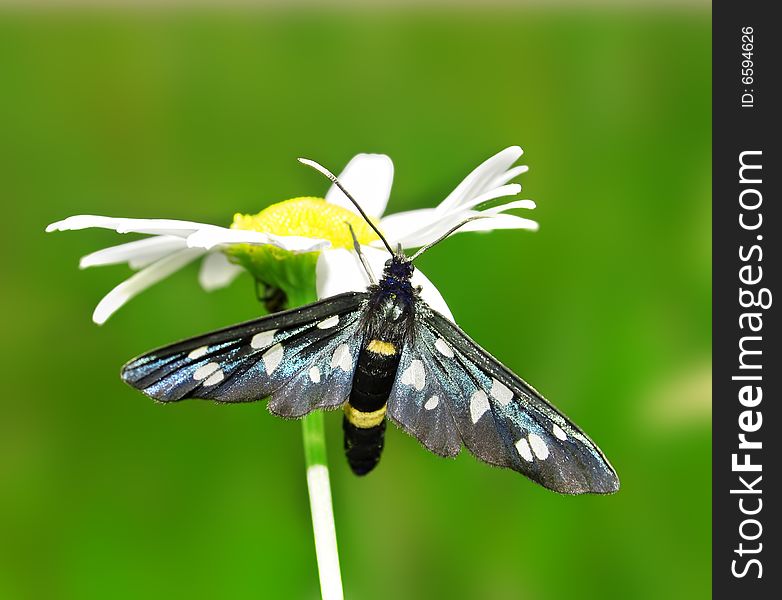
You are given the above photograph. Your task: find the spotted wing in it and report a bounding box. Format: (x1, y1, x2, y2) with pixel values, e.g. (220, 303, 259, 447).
(387, 304, 619, 495)
(121, 292, 368, 418)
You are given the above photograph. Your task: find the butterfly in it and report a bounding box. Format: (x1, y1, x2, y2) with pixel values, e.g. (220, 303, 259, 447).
(121, 158, 619, 495)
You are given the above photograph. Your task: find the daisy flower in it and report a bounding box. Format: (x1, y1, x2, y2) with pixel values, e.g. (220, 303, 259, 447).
(46, 146, 536, 324)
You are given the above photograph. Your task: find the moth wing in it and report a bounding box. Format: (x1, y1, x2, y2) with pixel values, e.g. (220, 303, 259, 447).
(386, 330, 463, 459)
(388, 304, 619, 494)
(121, 292, 368, 418)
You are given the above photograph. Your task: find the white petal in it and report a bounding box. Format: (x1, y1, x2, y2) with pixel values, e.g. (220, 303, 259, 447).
(458, 213, 539, 232)
(316, 248, 373, 299)
(378, 209, 440, 247)
(491, 164, 529, 187)
(377, 185, 525, 248)
(316, 246, 454, 321)
(186, 226, 330, 253)
(441, 183, 521, 213)
(265, 232, 331, 252)
(198, 252, 244, 291)
(378, 200, 538, 250)
(46, 215, 220, 237)
(437, 146, 526, 213)
(325, 153, 394, 218)
(411, 266, 454, 322)
(92, 248, 206, 324)
(375, 149, 530, 247)
(480, 199, 537, 213)
(380, 211, 469, 249)
(79, 236, 187, 270)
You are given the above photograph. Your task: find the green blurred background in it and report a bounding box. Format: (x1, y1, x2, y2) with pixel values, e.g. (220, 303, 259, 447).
(1, 3, 710, 599)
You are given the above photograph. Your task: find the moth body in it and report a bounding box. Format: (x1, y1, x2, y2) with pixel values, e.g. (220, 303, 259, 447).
(343, 255, 416, 474)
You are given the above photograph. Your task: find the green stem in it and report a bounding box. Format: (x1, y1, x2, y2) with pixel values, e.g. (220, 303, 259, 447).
(302, 412, 344, 600)
(302, 410, 329, 469)
(258, 281, 343, 599)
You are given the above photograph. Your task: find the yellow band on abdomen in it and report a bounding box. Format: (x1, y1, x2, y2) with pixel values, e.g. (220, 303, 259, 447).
(344, 403, 387, 429)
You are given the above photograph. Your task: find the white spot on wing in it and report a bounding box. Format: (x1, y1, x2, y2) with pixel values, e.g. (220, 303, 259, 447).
(194, 362, 220, 380)
(262, 343, 283, 375)
(401, 359, 426, 391)
(553, 424, 567, 440)
(528, 433, 549, 460)
(187, 346, 208, 360)
(251, 329, 277, 349)
(309, 366, 321, 383)
(330, 343, 352, 371)
(424, 396, 439, 410)
(434, 338, 454, 358)
(515, 438, 533, 462)
(203, 369, 224, 386)
(490, 378, 513, 406)
(470, 390, 490, 423)
(317, 315, 339, 329)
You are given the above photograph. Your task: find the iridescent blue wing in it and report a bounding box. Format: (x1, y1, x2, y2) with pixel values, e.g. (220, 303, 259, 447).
(387, 303, 619, 495)
(121, 292, 368, 418)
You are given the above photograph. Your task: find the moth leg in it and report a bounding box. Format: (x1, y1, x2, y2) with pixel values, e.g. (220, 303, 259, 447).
(254, 280, 287, 314)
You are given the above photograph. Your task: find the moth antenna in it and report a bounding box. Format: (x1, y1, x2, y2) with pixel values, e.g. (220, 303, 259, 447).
(408, 215, 490, 262)
(347, 222, 376, 284)
(298, 157, 395, 256)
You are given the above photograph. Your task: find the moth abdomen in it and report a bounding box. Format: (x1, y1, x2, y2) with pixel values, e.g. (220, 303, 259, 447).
(343, 336, 403, 475)
(343, 412, 387, 476)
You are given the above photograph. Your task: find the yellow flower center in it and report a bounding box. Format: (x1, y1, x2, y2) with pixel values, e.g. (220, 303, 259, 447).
(224, 197, 380, 309)
(230, 196, 379, 248)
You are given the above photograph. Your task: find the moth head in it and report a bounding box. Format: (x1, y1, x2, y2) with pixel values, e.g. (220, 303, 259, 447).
(383, 253, 414, 281)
